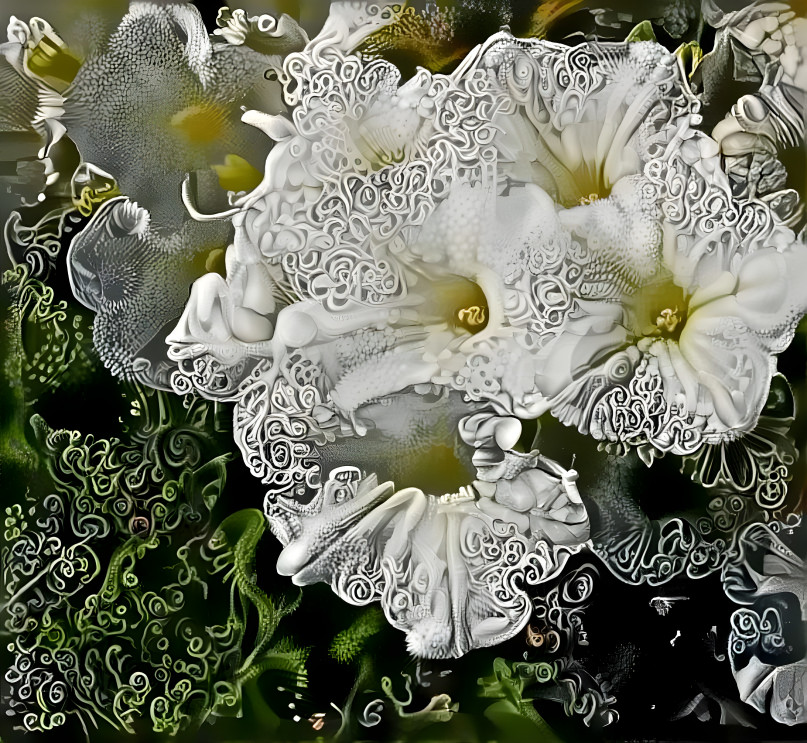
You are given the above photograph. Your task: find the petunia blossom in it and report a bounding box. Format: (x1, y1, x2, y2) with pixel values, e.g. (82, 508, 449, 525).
(59, 2, 807, 657)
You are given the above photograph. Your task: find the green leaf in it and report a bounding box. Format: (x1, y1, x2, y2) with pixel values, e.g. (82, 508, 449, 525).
(626, 21, 656, 43)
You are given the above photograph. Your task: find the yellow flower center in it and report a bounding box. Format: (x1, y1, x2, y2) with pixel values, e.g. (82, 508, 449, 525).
(456, 305, 488, 331)
(656, 306, 682, 335)
(630, 279, 688, 340)
(170, 103, 228, 145)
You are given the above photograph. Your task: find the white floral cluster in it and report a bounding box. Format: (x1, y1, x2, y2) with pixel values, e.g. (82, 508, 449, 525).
(10, 1, 805, 667)
(159, 3, 807, 659)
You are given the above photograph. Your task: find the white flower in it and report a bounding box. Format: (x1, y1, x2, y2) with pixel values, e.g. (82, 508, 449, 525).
(61, 3, 306, 383)
(145, 4, 807, 653)
(168, 5, 603, 658)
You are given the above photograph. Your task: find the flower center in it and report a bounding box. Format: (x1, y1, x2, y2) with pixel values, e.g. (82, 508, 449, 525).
(629, 279, 688, 341)
(171, 102, 228, 145)
(417, 274, 489, 334)
(455, 304, 488, 332)
(656, 306, 682, 336)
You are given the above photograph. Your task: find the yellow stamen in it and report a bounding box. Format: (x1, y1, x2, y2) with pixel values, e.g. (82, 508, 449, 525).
(656, 307, 682, 335)
(456, 305, 488, 331)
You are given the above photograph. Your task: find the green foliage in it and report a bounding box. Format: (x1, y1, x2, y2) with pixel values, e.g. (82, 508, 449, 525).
(1, 262, 306, 737)
(478, 658, 565, 741)
(626, 20, 657, 42)
(329, 606, 386, 664)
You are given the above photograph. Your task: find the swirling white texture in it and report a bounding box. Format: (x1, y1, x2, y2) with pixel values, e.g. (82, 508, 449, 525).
(163, 3, 807, 656)
(725, 522, 807, 725)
